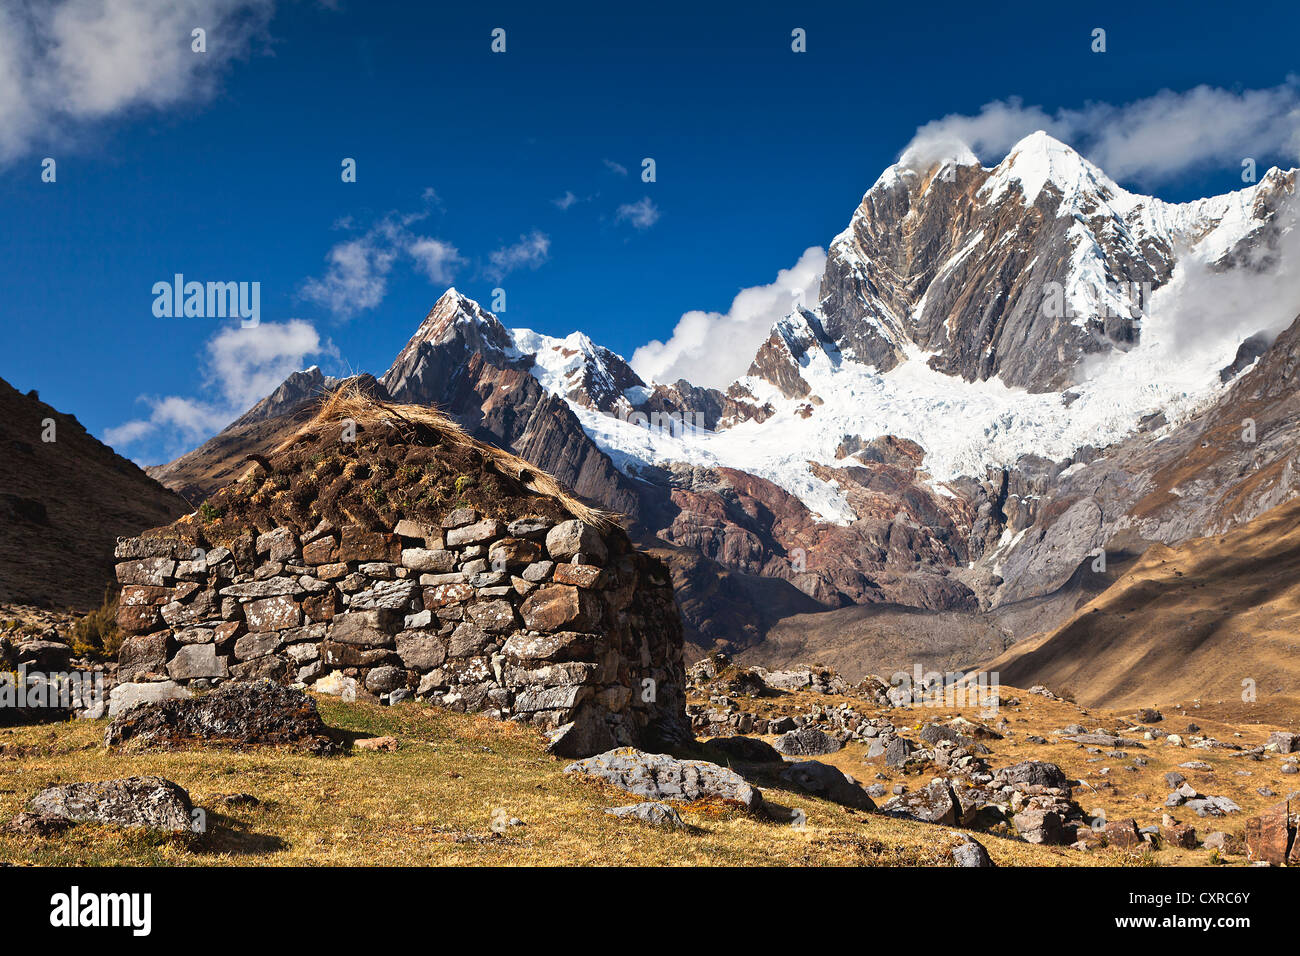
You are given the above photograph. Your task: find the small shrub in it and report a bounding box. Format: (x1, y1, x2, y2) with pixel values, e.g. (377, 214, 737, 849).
(70, 588, 121, 660)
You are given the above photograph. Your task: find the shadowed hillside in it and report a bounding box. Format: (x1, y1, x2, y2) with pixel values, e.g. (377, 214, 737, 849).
(985, 495, 1300, 714)
(0, 377, 190, 610)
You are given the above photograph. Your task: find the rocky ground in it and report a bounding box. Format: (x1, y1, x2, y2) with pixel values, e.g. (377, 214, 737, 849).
(0, 648, 1296, 866)
(685, 655, 1300, 865)
(0, 689, 1119, 867)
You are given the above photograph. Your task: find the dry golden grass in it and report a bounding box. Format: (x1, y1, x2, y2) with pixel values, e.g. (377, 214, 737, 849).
(986, 495, 1300, 711)
(0, 696, 1121, 867)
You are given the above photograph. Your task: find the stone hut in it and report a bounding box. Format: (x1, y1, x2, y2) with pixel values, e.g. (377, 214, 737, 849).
(112, 389, 688, 756)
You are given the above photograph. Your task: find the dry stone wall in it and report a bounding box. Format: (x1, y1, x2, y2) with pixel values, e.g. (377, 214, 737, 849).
(114, 511, 687, 756)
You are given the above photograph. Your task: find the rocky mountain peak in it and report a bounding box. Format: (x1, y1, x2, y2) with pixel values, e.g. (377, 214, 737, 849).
(508, 326, 646, 413)
(230, 366, 340, 429)
(747, 308, 839, 399)
(395, 288, 513, 365)
(380, 288, 516, 402)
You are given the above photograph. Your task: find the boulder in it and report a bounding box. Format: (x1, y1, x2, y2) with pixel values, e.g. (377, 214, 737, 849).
(1243, 801, 1292, 865)
(564, 748, 762, 810)
(1267, 731, 1299, 754)
(1163, 824, 1199, 849)
(951, 835, 995, 867)
(1104, 818, 1143, 848)
(779, 760, 876, 810)
(1013, 805, 1067, 845)
(29, 775, 193, 832)
(887, 779, 961, 825)
(104, 679, 339, 753)
(884, 736, 915, 767)
(993, 760, 1070, 792)
(605, 802, 687, 828)
(773, 727, 842, 757)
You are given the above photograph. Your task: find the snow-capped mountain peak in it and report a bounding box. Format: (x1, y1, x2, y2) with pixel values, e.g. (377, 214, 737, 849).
(980, 130, 1125, 209)
(380, 133, 1294, 533)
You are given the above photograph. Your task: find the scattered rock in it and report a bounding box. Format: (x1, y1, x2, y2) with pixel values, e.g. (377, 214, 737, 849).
(28, 775, 193, 832)
(951, 834, 995, 867)
(104, 679, 339, 753)
(779, 760, 876, 810)
(605, 802, 687, 829)
(564, 748, 762, 810)
(773, 727, 842, 757)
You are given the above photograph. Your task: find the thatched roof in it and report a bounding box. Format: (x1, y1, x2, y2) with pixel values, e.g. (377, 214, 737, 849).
(272, 384, 614, 529)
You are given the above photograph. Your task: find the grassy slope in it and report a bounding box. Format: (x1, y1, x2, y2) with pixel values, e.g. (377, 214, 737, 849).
(986, 496, 1300, 712)
(0, 696, 1128, 868)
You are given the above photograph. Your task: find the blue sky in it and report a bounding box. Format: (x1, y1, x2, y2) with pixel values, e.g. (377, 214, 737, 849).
(2, 0, 1299, 465)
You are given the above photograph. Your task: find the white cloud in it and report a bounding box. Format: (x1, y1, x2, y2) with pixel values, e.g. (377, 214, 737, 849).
(302, 210, 463, 316)
(0, 0, 277, 163)
(301, 232, 398, 316)
(408, 237, 464, 285)
(205, 319, 334, 409)
(902, 83, 1300, 185)
(552, 190, 580, 209)
(615, 196, 660, 230)
(631, 246, 827, 388)
(602, 158, 628, 176)
(1153, 196, 1300, 354)
(485, 231, 551, 281)
(105, 319, 336, 457)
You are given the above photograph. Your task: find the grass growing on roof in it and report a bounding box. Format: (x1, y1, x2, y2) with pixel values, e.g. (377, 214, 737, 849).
(144, 383, 614, 549)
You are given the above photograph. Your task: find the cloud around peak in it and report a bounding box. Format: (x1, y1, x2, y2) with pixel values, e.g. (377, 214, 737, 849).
(900, 83, 1300, 186)
(631, 246, 827, 388)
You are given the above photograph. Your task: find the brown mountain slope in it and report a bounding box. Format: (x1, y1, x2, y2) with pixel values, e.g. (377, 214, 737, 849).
(0, 377, 190, 610)
(736, 602, 1014, 681)
(984, 495, 1300, 713)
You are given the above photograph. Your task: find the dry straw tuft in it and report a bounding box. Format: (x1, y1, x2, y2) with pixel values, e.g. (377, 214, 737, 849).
(273, 383, 615, 529)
